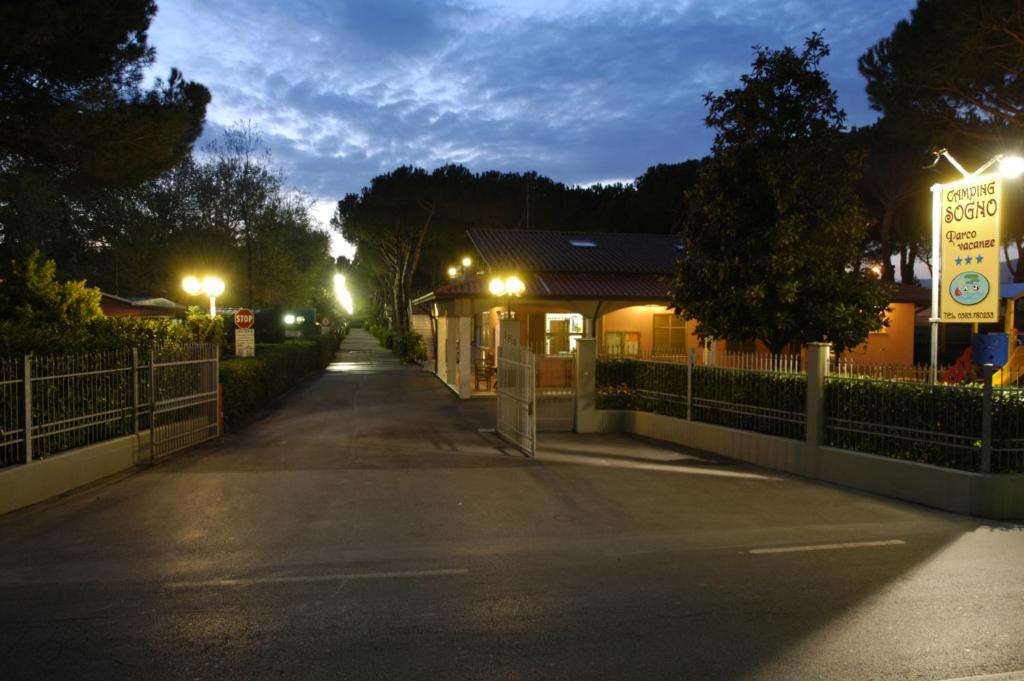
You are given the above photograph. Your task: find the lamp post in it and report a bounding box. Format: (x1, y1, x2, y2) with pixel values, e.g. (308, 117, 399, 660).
(928, 150, 1024, 384)
(182, 275, 225, 316)
(489, 274, 525, 319)
(446, 257, 475, 280)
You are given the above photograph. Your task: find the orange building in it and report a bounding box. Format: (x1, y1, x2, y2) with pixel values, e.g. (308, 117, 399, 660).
(413, 229, 928, 397)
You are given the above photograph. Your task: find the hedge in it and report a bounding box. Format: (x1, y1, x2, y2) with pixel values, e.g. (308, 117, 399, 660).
(595, 358, 806, 439)
(219, 333, 343, 430)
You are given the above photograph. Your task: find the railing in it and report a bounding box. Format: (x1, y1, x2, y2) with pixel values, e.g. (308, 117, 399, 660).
(0, 345, 219, 469)
(594, 347, 1024, 474)
(597, 350, 806, 440)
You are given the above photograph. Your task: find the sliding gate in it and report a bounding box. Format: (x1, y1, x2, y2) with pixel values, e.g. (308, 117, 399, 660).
(496, 344, 536, 456)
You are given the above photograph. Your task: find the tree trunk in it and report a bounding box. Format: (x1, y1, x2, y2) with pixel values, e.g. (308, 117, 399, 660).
(899, 241, 919, 284)
(879, 207, 896, 282)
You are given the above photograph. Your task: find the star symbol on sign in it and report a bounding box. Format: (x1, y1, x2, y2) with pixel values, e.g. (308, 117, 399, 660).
(965, 255, 973, 264)
(975, 254, 984, 263)
(955, 256, 963, 266)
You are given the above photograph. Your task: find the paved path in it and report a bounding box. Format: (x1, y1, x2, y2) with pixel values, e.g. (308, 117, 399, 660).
(1, 328, 1023, 680)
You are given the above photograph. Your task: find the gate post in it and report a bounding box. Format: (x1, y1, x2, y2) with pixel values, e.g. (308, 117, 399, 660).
(22, 355, 32, 464)
(574, 338, 597, 433)
(981, 365, 994, 473)
(457, 316, 473, 399)
(131, 348, 140, 435)
(805, 342, 829, 452)
(686, 348, 695, 421)
(148, 349, 156, 463)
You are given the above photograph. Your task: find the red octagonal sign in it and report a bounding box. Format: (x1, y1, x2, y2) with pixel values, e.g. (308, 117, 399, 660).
(234, 308, 255, 329)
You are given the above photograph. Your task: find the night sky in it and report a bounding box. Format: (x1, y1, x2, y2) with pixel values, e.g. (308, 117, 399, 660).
(148, 0, 918, 257)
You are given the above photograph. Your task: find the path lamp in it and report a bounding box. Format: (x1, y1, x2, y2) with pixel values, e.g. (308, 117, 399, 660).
(927, 150, 1024, 384)
(182, 275, 225, 316)
(446, 257, 475, 280)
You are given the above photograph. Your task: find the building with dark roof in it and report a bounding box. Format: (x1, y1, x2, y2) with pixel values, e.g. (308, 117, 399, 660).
(413, 228, 930, 398)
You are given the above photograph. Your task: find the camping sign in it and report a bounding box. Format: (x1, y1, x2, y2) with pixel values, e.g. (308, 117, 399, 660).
(939, 174, 1001, 322)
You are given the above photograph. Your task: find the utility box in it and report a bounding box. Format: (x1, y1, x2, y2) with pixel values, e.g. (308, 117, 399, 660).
(971, 332, 1009, 366)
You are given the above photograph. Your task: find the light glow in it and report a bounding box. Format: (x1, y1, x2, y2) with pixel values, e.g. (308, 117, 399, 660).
(284, 314, 296, 325)
(447, 266, 458, 278)
(182, 276, 201, 296)
(461, 256, 472, 268)
(333, 273, 354, 314)
(1001, 156, 1024, 179)
(505, 275, 525, 296)
(488, 277, 506, 296)
(201, 276, 225, 296)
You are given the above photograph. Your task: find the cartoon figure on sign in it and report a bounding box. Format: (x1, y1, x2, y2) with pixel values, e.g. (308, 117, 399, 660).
(949, 271, 990, 305)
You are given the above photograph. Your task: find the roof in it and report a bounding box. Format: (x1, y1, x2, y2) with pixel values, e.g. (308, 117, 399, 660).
(888, 283, 931, 306)
(100, 292, 185, 317)
(418, 272, 671, 303)
(468, 229, 680, 275)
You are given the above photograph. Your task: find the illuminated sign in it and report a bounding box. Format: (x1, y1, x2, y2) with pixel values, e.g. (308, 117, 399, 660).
(939, 174, 1001, 322)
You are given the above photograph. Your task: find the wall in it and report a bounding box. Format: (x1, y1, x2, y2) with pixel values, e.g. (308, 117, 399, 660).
(574, 339, 1024, 522)
(598, 305, 717, 356)
(840, 302, 915, 366)
(0, 432, 151, 516)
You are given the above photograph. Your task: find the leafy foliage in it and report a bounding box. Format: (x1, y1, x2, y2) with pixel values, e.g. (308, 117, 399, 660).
(672, 35, 890, 353)
(219, 334, 342, 430)
(333, 162, 702, 328)
(0, 252, 223, 355)
(0, 0, 209, 271)
(826, 377, 1024, 473)
(595, 359, 806, 439)
(859, 0, 1024, 141)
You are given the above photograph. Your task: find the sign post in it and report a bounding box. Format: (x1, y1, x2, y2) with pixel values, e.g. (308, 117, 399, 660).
(929, 157, 1008, 383)
(234, 308, 255, 358)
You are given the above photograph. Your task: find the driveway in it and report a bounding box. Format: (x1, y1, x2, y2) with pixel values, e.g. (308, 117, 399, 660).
(1, 329, 1022, 680)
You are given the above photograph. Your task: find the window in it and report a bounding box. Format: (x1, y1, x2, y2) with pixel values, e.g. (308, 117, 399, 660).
(569, 240, 596, 247)
(545, 313, 583, 355)
(604, 331, 640, 357)
(653, 314, 686, 355)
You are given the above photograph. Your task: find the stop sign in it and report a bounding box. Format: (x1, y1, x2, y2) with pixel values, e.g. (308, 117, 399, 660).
(234, 308, 255, 329)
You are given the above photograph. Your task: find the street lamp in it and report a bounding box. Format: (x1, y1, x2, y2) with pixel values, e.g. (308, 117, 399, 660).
(182, 275, 225, 316)
(446, 257, 475, 280)
(489, 274, 525, 318)
(927, 150, 1024, 383)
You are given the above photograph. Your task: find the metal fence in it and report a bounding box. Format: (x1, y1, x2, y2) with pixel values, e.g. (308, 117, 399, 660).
(594, 347, 1024, 474)
(596, 351, 806, 440)
(0, 344, 220, 469)
(825, 371, 1024, 474)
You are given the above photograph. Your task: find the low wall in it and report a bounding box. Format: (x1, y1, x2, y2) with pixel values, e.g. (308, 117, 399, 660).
(581, 407, 1024, 522)
(0, 432, 150, 516)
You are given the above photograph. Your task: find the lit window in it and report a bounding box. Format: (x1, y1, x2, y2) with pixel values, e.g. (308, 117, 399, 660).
(545, 313, 583, 355)
(604, 331, 640, 357)
(653, 314, 686, 355)
(569, 240, 596, 248)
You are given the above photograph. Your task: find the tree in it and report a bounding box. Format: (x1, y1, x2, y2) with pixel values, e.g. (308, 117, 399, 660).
(333, 166, 461, 331)
(671, 35, 890, 354)
(848, 124, 930, 283)
(0, 0, 209, 268)
(859, 0, 1024, 141)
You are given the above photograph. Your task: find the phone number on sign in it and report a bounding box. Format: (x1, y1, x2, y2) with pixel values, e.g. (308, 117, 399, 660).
(944, 311, 995, 320)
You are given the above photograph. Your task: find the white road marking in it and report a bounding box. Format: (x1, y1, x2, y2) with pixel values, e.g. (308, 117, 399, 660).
(165, 567, 469, 589)
(935, 672, 1024, 681)
(748, 539, 906, 555)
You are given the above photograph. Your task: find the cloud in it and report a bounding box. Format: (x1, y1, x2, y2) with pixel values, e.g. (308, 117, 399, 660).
(148, 0, 916, 207)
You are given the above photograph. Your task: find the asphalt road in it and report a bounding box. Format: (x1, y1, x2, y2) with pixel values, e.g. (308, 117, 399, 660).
(1, 329, 1022, 680)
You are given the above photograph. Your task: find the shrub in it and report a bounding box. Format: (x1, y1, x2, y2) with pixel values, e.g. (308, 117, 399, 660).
(218, 333, 343, 430)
